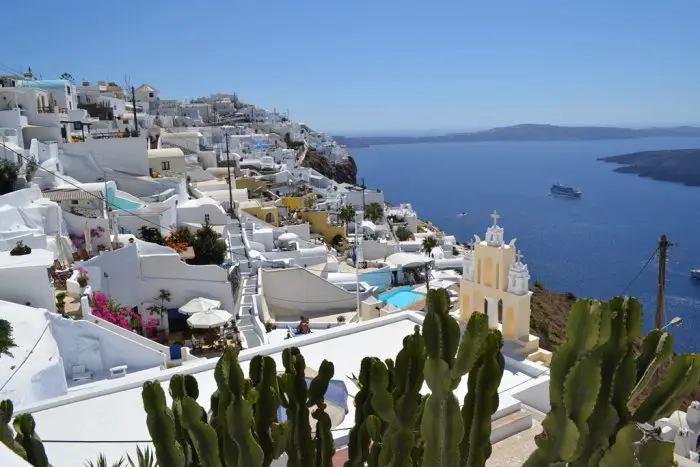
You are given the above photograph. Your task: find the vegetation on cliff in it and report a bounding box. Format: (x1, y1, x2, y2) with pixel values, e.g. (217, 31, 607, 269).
(301, 148, 357, 185)
(530, 281, 700, 409)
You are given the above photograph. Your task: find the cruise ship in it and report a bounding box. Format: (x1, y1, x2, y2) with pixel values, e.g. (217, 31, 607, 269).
(550, 183, 582, 198)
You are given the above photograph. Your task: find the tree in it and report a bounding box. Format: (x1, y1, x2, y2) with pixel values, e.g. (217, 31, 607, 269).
(421, 235, 438, 257)
(155, 289, 171, 315)
(0, 319, 17, 359)
(190, 220, 226, 265)
(338, 205, 356, 236)
(138, 226, 165, 245)
(364, 201, 383, 223)
(0, 160, 19, 195)
(24, 157, 38, 182)
(395, 226, 414, 241)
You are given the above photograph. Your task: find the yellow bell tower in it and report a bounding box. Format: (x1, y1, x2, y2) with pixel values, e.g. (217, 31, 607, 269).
(460, 211, 533, 341)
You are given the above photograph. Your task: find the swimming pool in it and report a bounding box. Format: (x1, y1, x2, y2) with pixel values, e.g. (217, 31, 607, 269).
(110, 196, 143, 210)
(378, 286, 424, 309)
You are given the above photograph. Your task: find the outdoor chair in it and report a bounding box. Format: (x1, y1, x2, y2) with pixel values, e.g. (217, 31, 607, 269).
(72, 364, 93, 383)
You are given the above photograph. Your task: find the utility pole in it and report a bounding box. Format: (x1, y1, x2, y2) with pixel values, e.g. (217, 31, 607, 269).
(655, 234, 671, 330)
(225, 132, 234, 218)
(130, 86, 139, 137)
(361, 177, 366, 213)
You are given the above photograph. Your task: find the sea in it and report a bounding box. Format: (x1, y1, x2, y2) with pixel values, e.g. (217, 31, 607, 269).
(351, 137, 700, 353)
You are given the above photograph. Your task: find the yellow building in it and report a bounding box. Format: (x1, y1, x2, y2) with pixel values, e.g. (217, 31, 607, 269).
(460, 211, 533, 343)
(240, 200, 279, 226)
(235, 177, 268, 191)
(298, 210, 345, 244)
(280, 194, 316, 211)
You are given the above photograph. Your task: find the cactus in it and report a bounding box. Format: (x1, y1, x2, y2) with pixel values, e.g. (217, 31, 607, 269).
(0, 400, 26, 460)
(249, 355, 287, 464)
(421, 288, 499, 467)
(13, 413, 49, 467)
(344, 356, 383, 466)
(368, 326, 425, 467)
(524, 297, 700, 467)
(142, 381, 186, 467)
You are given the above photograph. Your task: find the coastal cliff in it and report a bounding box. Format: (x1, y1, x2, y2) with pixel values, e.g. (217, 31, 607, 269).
(599, 148, 700, 186)
(335, 124, 700, 148)
(301, 148, 358, 185)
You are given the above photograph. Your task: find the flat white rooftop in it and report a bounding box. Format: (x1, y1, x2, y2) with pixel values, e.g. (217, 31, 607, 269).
(0, 248, 54, 269)
(22, 312, 549, 466)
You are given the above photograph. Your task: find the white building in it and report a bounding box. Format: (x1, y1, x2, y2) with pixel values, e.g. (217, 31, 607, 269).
(134, 84, 160, 103)
(0, 300, 166, 409)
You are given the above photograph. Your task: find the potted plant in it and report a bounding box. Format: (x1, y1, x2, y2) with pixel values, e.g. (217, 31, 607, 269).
(96, 244, 106, 253)
(79, 248, 89, 260)
(337, 315, 346, 324)
(56, 301, 66, 315)
(9, 241, 31, 256)
(56, 292, 67, 305)
(76, 268, 89, 288)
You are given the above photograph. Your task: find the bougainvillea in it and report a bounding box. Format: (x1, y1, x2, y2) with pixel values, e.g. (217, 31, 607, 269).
(91, 292, 143, 331)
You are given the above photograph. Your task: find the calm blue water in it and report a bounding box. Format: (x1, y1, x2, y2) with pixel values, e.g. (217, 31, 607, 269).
(352, 138, 700, 353)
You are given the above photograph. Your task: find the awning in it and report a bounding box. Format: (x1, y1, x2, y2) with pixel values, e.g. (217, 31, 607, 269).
(43, 189, 103, 201)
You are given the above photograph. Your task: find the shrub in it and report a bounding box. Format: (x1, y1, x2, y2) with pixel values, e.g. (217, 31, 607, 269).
(395, 226, 414, 241)
(9, 241, 31, 256)
(264, 320, 276, 333)
(336, 315, 346, 323)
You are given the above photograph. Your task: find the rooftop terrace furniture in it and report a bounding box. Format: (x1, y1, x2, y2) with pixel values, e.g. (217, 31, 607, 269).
(109, 365, 128, 379)
(71, 364, 92, 383)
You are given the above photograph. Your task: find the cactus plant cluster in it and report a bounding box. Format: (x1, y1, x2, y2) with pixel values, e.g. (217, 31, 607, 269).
(0, 400, 49, 467)
(2, 292, 699, 467)
(524, 297, 700, 467)
(142, 345, 337, 467)
(344, 288, 506, 467)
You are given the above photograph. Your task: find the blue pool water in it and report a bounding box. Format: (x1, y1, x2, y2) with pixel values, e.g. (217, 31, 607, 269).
(110, 196, 143, 210)
(379, 286, 424, 309)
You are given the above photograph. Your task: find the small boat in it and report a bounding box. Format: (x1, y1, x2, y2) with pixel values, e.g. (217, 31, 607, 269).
(691, 269, 700, 280)
(550, 183, 582, 198)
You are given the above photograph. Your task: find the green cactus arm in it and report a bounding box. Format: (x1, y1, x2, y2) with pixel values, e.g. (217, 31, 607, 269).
(451, 312, 488, 380)
(369, 360, 397, 424)
(141, 381, 186, 467)
(12, 413, 49, 467)
(0, 400, 27, 460)
(423, 289, 460, 365)
(421, 356, 463, 467)
(524, 413, 580, 466)
(636, 438, 677, 467)
(344, 358, 378, 467)
(562, 350, 604, 426)
(271, 422, 289, 459)
(253, 356, 282, 466)
(633, 353, 700, 422)
(308, 360, 334, 406)
(225, 397, 264, 467)
(312, 402, 335, 467)
(460, 331, 505, 467)
(598, 424, 646, 467)
(628, 331, 674, 407)
(180, 396, 221, 467)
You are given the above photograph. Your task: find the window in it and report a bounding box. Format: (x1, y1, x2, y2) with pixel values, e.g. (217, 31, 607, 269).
(149, 92, 154, 98)
(71, 200, 79, 205)
(204, 214, 210, 223)
(66, 86, 71, 95)
(161, 161, 170, 171)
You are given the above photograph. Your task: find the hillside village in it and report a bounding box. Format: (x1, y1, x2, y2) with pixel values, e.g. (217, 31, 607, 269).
(0, 72, 698, 466)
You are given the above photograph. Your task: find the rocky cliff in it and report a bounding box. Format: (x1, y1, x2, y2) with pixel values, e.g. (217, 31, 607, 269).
(301, 149, 357, 185)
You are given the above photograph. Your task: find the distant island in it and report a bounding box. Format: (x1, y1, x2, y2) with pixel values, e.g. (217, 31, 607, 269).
(333, 124, 700, 148)
(599, 148, 700, 187)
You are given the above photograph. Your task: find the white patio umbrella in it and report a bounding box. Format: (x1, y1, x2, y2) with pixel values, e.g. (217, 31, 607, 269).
(179, 297, 222, 315)
(55, 233, 74, 266)
(187, 309, 233, 329)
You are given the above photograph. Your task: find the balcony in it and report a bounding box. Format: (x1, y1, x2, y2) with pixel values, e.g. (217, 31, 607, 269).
(37, 106, 68, 115)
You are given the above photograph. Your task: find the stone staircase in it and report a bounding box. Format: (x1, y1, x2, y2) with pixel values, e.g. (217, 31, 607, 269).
(490, 396, 534, 444)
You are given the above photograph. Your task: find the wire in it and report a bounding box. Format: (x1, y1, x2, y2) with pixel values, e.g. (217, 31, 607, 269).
(621, 247, 659, 295)
(0, 322, 51, 393)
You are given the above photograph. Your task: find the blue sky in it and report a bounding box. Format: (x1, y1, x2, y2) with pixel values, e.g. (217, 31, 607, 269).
(3, 0, 698, 134)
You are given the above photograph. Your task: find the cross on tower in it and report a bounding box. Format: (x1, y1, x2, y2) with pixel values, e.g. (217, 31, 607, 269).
(515, 250, 524, 264)
(490, 210, 500, 226)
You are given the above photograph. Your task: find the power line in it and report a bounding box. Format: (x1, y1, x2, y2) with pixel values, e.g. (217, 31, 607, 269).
(622, 247, 659, 295)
